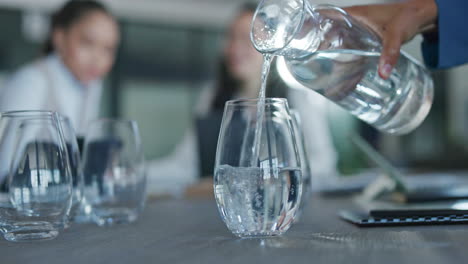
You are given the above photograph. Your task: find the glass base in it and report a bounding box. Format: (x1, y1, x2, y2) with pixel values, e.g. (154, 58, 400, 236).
(233, 231, 285, 238)
(92, 208, 138, 227)
(2, 222, 59, 242)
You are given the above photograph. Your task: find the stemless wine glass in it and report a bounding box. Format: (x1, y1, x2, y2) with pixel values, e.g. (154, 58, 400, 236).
(290, 110, 312, 222)
(214, 98, 302, 238)
(81, 119, 146, 226)
(0, 111, 73, 242)
(59, 116, 84, 223)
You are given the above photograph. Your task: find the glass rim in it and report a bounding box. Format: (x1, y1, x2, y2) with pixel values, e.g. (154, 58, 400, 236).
(1, 110, 55, 117)
(226, 98, 287, 106)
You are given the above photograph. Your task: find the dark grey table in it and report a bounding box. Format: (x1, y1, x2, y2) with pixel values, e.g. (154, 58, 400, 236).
(2, 196, 468, 264)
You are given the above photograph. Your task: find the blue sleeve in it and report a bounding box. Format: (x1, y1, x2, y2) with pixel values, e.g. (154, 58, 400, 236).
(421, 0, 468, 69)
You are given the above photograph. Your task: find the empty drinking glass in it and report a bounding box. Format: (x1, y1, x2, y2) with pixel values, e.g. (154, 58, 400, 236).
(0, 111, 73, 242)
(214, 98, 302, 238)
(81, 119, 146, 226)
(59, 116, 84, 222)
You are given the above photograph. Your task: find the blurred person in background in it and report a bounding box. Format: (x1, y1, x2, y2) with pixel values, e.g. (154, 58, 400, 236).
(147, 3, 339, 197)
(0, 0, 120, 135)
(0, 0, 119, 189)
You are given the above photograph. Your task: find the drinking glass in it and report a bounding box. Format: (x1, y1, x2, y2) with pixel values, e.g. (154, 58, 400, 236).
(214, 98, 302, 238)
(0, 111, 73, 242)
(81, 119, 146, 226)
(59, 116, 84, 222)
(290, 110, 312, 221)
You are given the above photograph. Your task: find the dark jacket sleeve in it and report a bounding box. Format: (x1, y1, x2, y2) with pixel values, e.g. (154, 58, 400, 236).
(422, 0, 468, 69)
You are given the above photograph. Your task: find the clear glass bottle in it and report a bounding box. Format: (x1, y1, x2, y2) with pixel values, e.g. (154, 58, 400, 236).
(251, 0, 434, 134)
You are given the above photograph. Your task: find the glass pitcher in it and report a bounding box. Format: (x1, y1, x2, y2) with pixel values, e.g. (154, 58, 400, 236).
(251, 0, 433, 134)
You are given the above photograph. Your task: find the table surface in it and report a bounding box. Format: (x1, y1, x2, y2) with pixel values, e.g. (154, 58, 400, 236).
(2, 195, 468, 264)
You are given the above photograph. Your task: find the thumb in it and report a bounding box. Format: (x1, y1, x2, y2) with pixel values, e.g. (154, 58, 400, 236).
(378, 28, 402, 79)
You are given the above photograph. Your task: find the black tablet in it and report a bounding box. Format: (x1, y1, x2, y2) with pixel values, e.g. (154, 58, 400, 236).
(340, 209, 468, 227)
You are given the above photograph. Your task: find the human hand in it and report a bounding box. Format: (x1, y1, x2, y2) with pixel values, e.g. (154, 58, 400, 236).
(344, 0, 437, 79)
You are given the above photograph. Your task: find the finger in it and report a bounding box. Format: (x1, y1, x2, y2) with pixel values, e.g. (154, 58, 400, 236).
(379, 27, 402, 79)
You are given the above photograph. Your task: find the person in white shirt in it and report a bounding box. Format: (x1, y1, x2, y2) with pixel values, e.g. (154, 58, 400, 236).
(0, 0, 120, 135)
(0, 0, 119, 188)
(147, 3, 339, 197)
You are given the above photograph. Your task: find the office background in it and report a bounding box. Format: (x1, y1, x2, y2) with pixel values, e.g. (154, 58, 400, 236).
(0, 0, 466, 173)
